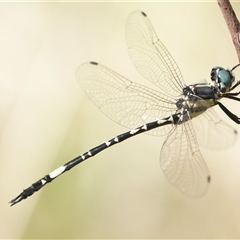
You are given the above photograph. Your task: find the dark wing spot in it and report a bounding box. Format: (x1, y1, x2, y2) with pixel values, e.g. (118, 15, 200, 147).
(90, 62, 98, 65)
(207, 175, 211, 183)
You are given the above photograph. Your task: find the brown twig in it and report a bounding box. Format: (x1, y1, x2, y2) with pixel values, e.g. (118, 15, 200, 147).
(217, 0, 240, 62)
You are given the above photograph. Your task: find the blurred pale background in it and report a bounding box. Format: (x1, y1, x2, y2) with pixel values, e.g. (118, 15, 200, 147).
(1, 1, 240, 239)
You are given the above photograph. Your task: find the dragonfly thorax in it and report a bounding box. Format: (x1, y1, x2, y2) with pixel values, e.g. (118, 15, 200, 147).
(183, 84, 216, 100)
(176, 84, 217, 120)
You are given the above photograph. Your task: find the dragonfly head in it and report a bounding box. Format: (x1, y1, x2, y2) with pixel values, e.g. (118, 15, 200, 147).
(210, 66, 235, 93)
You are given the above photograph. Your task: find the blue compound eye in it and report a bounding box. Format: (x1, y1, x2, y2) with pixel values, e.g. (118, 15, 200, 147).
(211, 66, 234, 92)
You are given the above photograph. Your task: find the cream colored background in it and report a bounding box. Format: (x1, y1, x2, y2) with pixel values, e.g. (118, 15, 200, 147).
(1, 1, 240, 239)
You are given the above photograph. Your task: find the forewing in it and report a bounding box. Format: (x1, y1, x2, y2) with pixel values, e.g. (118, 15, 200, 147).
(76, 62, 176, 136)
(126, 11, 185, 97)
(160, 120, 210, 197)
(192, 108, 237, 149)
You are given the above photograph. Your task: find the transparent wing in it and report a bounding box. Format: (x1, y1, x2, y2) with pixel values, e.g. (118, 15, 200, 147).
(192, 108, 237, 149)
(76, 62, 177, 136)
(160, 120, 210, 197)
(126, 11, 185, 97)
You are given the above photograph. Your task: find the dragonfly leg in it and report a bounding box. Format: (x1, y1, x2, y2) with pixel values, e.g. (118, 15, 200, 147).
(230, 80, 240, 91)
(223, 92, 240, 101)
(217, 101, 240, 124)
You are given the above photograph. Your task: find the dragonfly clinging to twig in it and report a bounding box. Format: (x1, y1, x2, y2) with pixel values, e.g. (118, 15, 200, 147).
(10, 11, 240, 206)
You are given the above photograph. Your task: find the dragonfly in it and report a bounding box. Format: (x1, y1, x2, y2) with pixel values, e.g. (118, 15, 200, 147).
(10, 11, 240, 206)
